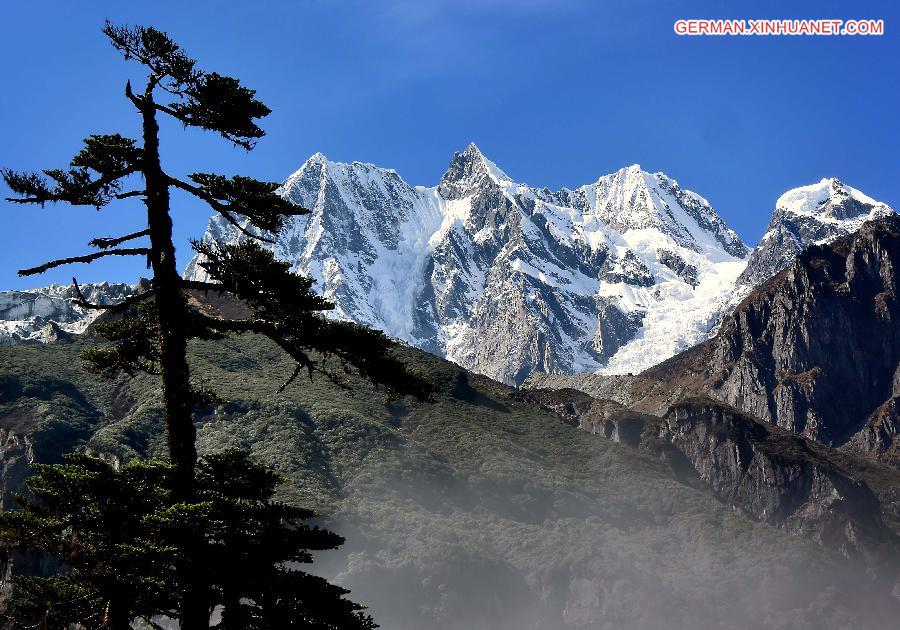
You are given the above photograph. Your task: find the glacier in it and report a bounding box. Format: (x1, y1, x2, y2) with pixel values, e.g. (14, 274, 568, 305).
(1, 146, 891, 386)
(186, 144, 752, 383)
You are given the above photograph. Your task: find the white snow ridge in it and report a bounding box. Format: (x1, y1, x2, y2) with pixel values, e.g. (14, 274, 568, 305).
(0, 282, 137, 346)
(3, 151, 888, 386)
(186, 144, 761, 384)
(739, 177, 894, 288)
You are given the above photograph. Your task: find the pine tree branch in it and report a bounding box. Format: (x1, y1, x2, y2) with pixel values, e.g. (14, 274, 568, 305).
(187, 312, 398, 394)
(154, 101, 260, 151)
(187, 313, 276, 336)
(88, 229, 150, 249)
(155, 98, 259, 150)
(114, 189, 146, 200)
(188, 312, 316, 379)
(18, 248, 151, 277)
(3, 165, 139, 208)
(153, 100, 186, 122)
(71, 277, 155, 311)
(216, 207, 275, 243)
(167, 175, 277, 244)
(124, 79, 144, 109)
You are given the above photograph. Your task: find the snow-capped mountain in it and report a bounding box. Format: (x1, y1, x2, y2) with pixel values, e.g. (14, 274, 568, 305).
(1, 149, 891, 387)
(0, 282, 136, 346)
(739, 178, 894, 287)
(187, 144, 751, 383)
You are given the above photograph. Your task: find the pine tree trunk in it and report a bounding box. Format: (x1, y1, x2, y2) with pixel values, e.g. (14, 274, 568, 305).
(139, 93, 196, 497)
(139, 92, 208, 630)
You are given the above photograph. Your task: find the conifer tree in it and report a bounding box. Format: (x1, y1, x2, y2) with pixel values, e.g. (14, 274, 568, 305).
(0, 452, 377, 629)
(2, 22, 432, 628)
(0, 456, 177, 628)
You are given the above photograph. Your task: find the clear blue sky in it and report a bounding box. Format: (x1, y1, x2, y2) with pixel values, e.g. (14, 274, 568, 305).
(1, 0, 898, 289)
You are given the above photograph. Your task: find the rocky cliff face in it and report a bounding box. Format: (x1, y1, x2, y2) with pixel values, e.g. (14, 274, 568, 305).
(527, 214, 900, 472)
(0, 428, 32, 511)
(848, 397, 900, 466)
(645, 215, 900, 465)
(0, 282, 136, 346)
(659, 399, 897, 568)
(517, 383, 900, 575)
(187, 144, 750, 384)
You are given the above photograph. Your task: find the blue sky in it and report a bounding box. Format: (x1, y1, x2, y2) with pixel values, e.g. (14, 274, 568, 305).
(1, 0, 898, 289)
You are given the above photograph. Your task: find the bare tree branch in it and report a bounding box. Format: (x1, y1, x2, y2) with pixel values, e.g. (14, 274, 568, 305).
(18, 248, 151, 277)
(166, 175, 277, 244)
(71, 277, 156, 311)
(114, 190, 146, 200)
(124, 79, 144, 109)
(89, 229, 151, 249)
(277, 362, 310, 393)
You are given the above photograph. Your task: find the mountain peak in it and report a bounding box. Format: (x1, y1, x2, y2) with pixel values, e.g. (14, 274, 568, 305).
(463, 141, 483, 157)
(775, 177, 888, 219)
(460, 143, 511, 180)
(439, 143, 515, 198)
(578, 165, 747, 258)
(739, 177, 894, 286)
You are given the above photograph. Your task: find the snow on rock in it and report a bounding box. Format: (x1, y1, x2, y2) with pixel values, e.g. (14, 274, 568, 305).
(0, 282, 136, 346)
(10, 160, 888, 384)
(186, 143, 753, 384)
(739, 178, 894, 287)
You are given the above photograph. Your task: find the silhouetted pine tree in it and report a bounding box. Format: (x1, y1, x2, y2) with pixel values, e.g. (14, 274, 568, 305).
(0, 456, 177, 628)
(170, 450, 378, 629)
(1, 21, 431, 628)
(0, 452, 377, 629)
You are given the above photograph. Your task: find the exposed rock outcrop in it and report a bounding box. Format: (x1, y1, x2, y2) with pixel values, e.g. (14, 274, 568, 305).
(645, 215, 900, 464)
(660, 399, 897, 568)
(0, 429, 32, 511)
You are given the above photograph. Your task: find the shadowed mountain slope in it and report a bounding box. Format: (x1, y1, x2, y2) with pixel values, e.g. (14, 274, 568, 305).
(1, 323, 900, 628)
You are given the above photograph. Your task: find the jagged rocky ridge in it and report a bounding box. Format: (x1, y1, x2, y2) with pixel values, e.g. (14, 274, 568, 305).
(528, 216, 900, 472)
(514, 386, 900, 576)
(0, 282, 136, 346)
(186, 144, 751, 384)
(1, 156, 891, 389)
(186, 147, 896, 385)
